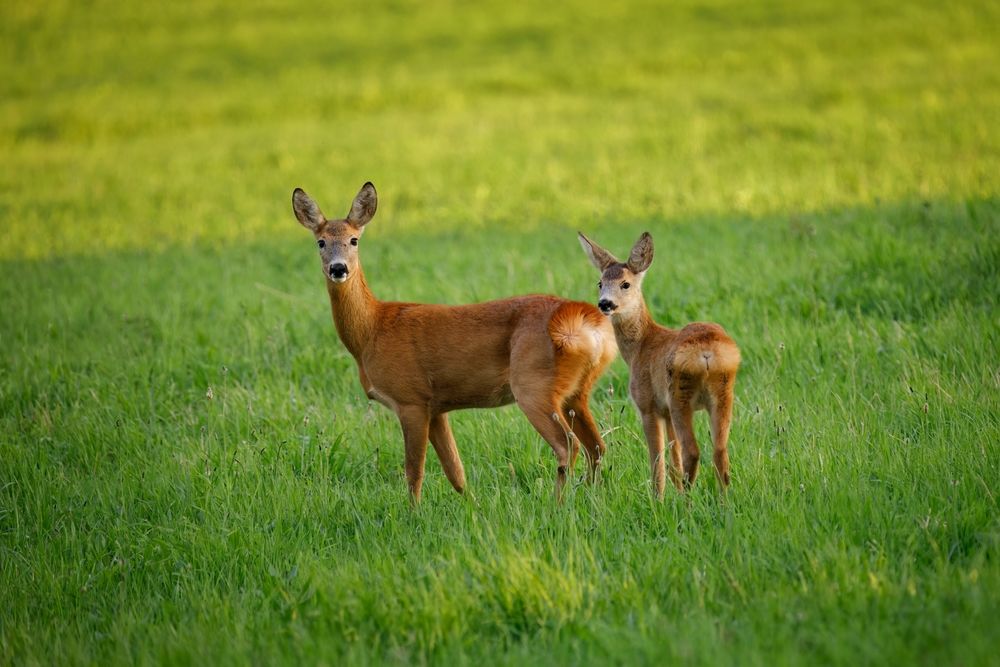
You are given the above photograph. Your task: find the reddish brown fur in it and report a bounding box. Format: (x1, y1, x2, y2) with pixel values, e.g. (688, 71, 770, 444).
(294, 184, 617, 504)
(579, 232, 741, 497)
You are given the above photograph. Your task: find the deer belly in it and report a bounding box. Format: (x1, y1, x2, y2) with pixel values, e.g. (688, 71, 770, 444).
(363, 367, 512, 412)
(430, 374, 514, 410)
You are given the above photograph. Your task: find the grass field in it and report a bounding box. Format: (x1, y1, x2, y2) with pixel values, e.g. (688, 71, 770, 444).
(2, 0, 999, 664)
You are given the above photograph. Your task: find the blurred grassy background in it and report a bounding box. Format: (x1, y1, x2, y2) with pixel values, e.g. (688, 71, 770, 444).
(2, 0, 997, 257)
(1, 1, 998, 665)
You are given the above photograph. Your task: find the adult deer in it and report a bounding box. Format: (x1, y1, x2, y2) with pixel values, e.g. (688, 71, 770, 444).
(578, 231, 740, 497)
(292, 182, 616, 503)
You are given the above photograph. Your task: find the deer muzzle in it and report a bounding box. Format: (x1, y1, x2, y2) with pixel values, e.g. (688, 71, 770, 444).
(329, 263, 349, 282)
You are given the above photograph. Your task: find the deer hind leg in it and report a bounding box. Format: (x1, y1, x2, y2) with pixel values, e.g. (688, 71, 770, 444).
(709, 373, 735, 489)
(557, 369, 589, 473)
(665, 417, 684, 492)
(564, 405, 582, 471)
(668, 388, 700, 488)
(565, 393, 606, 484)
(429, 412, 466, 495)
(515, 391, 575, 502)
(396, 405, 430, 505)
(510, 331, 584, 501)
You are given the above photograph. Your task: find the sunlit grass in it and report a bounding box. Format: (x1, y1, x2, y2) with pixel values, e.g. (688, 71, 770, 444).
(1, 0, 998, 664)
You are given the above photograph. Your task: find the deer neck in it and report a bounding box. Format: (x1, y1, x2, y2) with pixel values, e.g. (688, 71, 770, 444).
(326, 266, 379, 360)
(611, 300, 655, 366)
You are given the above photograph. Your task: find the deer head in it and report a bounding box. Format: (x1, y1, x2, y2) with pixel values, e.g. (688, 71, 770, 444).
(292, 182, 377, 284)
(577, 231, 654, 316)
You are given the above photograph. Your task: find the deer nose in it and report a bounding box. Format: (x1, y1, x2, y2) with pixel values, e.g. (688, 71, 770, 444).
(329, 263, 348, 279)
(598, 299, 617, 314)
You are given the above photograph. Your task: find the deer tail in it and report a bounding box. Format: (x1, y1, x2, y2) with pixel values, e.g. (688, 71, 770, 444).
(548, 302, 617, 367)
(673, 339, 741, 378)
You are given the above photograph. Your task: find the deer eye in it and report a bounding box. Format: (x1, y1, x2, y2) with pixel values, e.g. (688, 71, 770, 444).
(597, 281, 602, 289)
(350, 238, 358, 246)
(621, 282, 631, 290)
(317, 239, 326, 249)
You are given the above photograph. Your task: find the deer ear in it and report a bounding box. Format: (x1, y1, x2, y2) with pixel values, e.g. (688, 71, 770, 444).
(347, 181, 377, 227)
(627, 232, 654, 274)
(578, 232, 618, 271)
(292, 188, 325, 231)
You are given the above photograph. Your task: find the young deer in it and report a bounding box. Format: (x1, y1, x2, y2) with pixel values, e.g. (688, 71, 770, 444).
(578, 231, 740, 497)
(292, 182, 617, 503)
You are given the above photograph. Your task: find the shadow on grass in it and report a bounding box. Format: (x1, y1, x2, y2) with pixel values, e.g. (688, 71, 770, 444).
(1, 197, 998, 666)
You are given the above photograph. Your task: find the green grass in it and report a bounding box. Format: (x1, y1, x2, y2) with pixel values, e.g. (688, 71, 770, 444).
(2, 0, 999, 664)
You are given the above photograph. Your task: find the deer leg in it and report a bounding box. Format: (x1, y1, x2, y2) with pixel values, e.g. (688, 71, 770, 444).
(564, 407, 582, 471)
(429, 412, 466, 495)
(640, 411, 667, 499)
(517, 396, 574, 502)
(709, 374, 735, 489)
(510, 333, 582, 501)
(565, 395, 606, 483)
(668, 396, 700, 488)
(666, 417, 684, 492)
(396, 405, 430, 505)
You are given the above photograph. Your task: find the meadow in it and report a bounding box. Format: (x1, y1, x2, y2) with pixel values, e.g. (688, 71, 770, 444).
(1, 0, 998, 664)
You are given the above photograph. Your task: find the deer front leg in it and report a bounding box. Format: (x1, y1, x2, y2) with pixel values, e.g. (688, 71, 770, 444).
(429, 412, 466, 495)
(640, 411, 668, 499)
(360, 366, 395, 410)
(396, 405, 430, 505)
